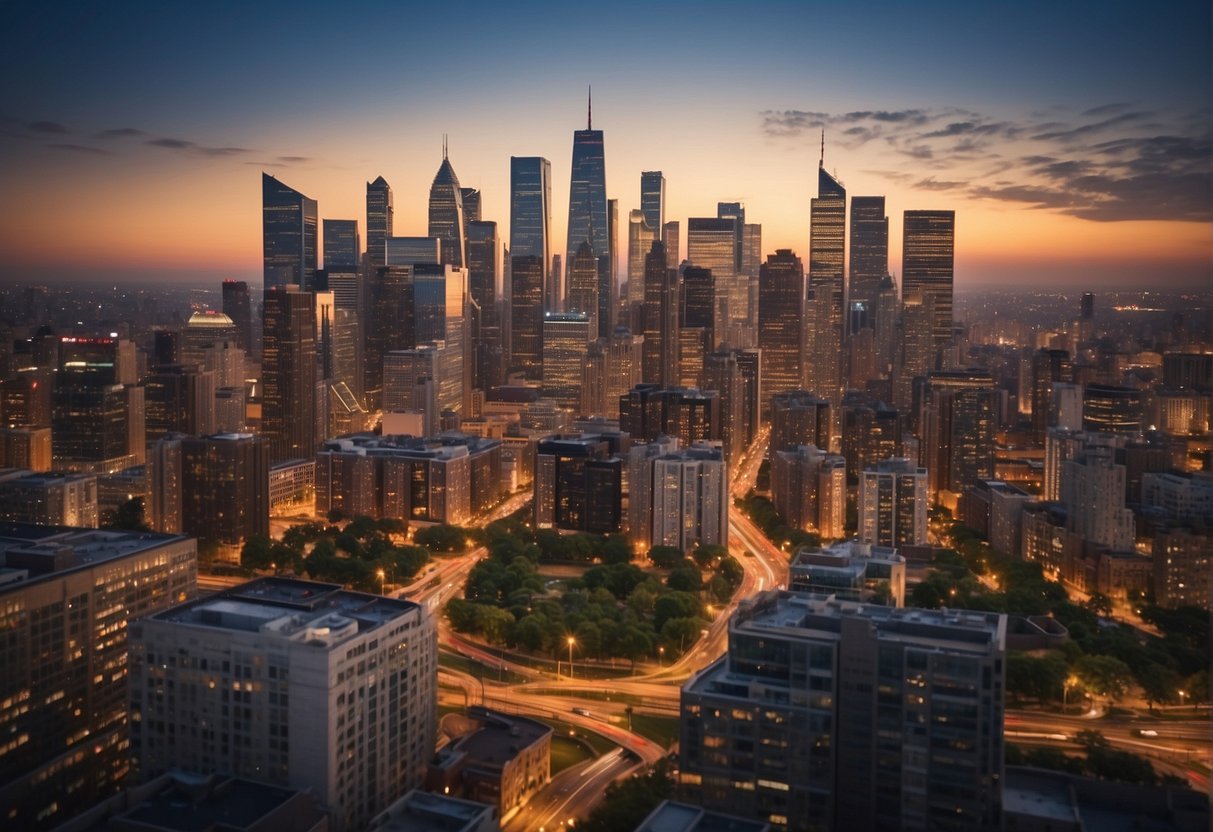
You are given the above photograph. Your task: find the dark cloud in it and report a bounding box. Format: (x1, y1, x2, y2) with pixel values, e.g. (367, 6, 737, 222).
(1082, 103, 1131, 117)
(147, 137, 250, 156)
(1031, 111, 1152, 142)
(95, 127, 144, 139)
(46, 143, 111, 155)
(841, 109, 930, 125)
(276, 155, 310, 164)
(970, 184, 1078, 210)
(28, 121, 69, 134)
(914, 177, 966, 191)
(147, 137, 193, 149)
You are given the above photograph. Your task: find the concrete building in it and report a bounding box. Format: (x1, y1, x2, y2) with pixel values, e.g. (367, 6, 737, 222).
(620, 385, 722, 449)
(921, 371, 999, 500)
(0, 426, 52, 471)
(634, 801, 770, 832)
(180, 434, 269, 562)
(627, 435, 681, 550)
(789, 541, 906, 607)
(958, 480, 1032, 557)
(1061, 441, 1135, 551)
(680, 591, 1006, 832)
(1152, 526, 1211, 611)
(368, 790, 497, 832)
(649, 443, 729, 552)
(770, 445, 845, 540)
(769, 391, 831, 454)
(129, 578, 436, 832)
(1140, 471, 1213, 523)
(0, 524, 196, 831)
(534, 435, 622, 533)
(426, 707, 550, 823)
(0, 469, 99, 527)
(858, 458, 928, 549)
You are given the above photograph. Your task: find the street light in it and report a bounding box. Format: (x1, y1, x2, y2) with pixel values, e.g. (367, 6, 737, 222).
(566, 636, 576, 680)
(659, 645, 665, 667)
(376, 568, 386, 595)
(1178, 689, 1186, 710)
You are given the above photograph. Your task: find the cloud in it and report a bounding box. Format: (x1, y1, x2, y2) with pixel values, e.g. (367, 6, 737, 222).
(277, 155, 311, 164)
(914, 177, 966, 191)
(95, 127, 144, 139)
(146, 137, 250, 156)
(46, 143, 112, 155)
(1082, 102, 1131, 117)
(28, 120, 69, 134)
(1031, 111, 1152, 143)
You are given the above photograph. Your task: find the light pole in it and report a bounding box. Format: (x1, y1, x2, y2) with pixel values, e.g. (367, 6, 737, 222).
(566, 636, 576, 681)
(1178, 689, 1186, 711)
(376, 568, 385, 595)
(659, 645, 665, 667)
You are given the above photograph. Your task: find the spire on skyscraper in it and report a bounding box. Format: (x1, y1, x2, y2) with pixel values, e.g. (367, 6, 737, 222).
(588, 85, 592, 130)
(820, 129, 825, 168)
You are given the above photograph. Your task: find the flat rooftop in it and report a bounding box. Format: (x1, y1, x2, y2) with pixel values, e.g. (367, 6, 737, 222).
(454, 708, 551, 768)
(636, 800, 770, 832)
(120, 775, 311, 831)
(153, 577, 422, 646)
(0, 523, 191, 592)
(370, 789, 494, 832)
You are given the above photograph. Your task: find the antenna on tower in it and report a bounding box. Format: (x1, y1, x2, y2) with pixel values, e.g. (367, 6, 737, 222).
(588, 86, 592, 130)
(443, 134, 448, 160)
(820, 129, 825, 168)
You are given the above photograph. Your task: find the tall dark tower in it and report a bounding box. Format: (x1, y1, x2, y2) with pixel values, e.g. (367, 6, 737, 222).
(902, 210, 956, 350)
(428, 141, 467, 268)
(261, 285, 317, 464)
(221, 279, 253, 353)
(640, 171, 665, 234)
(759, 249, 805, 412)
(366, 176, 393, 270)
(510, 156, 551, 379)
(848, 195, 888, 318)
(642, 241, 678, 386)
(322, 219, 360, 270)
(262, 173, 317, 290)
(566, 89, 610, 338)
(806, 135, 846, 408)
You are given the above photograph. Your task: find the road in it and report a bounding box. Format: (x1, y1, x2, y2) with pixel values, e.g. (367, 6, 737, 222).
(503, 748, 638, 832)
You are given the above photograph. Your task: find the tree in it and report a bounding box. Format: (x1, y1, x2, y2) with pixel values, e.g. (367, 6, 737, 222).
(1086, 746, 1158, 785)
(241, 535, 275, 570)
(692, 544, 728, 569)
(601, 535, 633, 565)
(1006, 651, 1068, 703)
(660, 617, 702, 655)
(1074, 654, 1132, 701)
(414, 524, 468, 553)
(576, 760, 673, 832)
(716, 556, 744, 590)
(1137, 662, 1179, 712)
(647, 546, 685, 569)
(618, 626, 653, 671)
(667, 565, 703, 593)
(654, 592, 701, 630)
(1084, 592, 1113, 618)
(107, 496, 150, 531)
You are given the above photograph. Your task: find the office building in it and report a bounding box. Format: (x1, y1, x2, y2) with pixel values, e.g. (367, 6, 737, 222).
(263, 173, 318, 290)
(758, 250, 804, 410)
(628, 208, 658, 317)
(565, 97, 610, 337)
(859, 458, 928, 548)
(1082, 383, 1142, 434)
(426, 706, 551, 820)
(1031, 349, 1072, 443)
(620, 385, 721, 448)
(144, 363, 216, 438)
(1152, 526, 1211, 611)
(1060, 439, 1135, 551)
(770, 444, 845, 540)
(0, 469, 98, 527)
(892, 291, 937, 410)
(429, 150, 467, 268)
(221, 279, 254, 354)
(180, 433, 269, 561)
(680, 591, 1005, 832)
(848, 196, 888, 316)
(542, 312, 591, 412)
(366, 176, 394, 269)
(921, 370, 998, 498)
(0, 524, 196, 831)
(566, 242, 599, 335)
(466, 220, 500, 391)
(0, 426, 51, 472)
(901, 210, 955, 350)
(129, 577, 437, 832)
(663, 220, 680, 269)
(641, 242, 679, 386)
(769, 391, 830, 454)
(647, 443, 729, 552)
(386, 237, 441, 267)
(599, 326, 644, 421)
(262, 285, 317, 463)
(686, 218, 737, 342)
(509, 157, 551, 377)
(534, 435, 621, 533)
(789, 541, 906, 607)
(806, 154, 846, 407)
(701, 349, 746, 463)
(323, 218, 360, 270)
(841, 399, 901, 482)
(146, 434, 183, 534)
(52, 336, 140, 473)
(1162, 351, 1213, 392)
(640, 171, 665, 237)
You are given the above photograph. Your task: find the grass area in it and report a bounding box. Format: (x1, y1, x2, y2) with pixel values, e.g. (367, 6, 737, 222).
(550, 735, 596, 774)
(628, 714, 680, 749)
(438, 648, 530, 685)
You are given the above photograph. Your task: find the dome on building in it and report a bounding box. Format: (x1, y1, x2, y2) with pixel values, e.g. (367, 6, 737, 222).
(187, 310, 236, 328)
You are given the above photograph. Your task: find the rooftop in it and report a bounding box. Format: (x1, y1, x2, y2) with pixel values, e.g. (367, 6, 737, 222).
(635, 800, 770, 832)
(153, 577, 422, 646)
(369, 789, 495, 832)
(186, 310, 236, 328)
(450, 707, 552, 769)
(0, 523, 191, 592)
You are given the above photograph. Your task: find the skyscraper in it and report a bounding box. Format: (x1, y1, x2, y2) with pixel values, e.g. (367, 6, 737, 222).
(642, 241, 678, 386)
(322, 218, 360, 270)
(565, 92, 609, 335)
(467, 219, 500, 390)
(921, 370, 998, 498)
(221, 279, 253, 353)
(848, 196, 888, 317)
(262, 173, 317, 289)
(686, 218, 737, 344)
(542, 312, 591, 411)
(428, 147, 467, 268)
(650, 444, 729, 552)
(627, 208, 658, 319)
(534, 435, 622, 533)
(566, 241, 599, 335)
(806, 150, 846, 408)
(902, 210, 956, 349)
(51, 336, 139, 473)
(640, 170, 665, 233)
(261, 285, 317, 464)
(180, 432, 270, 560)
(366, 176, 393, 269)
(663, 220, 680, 270)
(859, 457, 928, 548)
(758, 249, 805, 411)
(1031, 348, 1073, 443)
(510, 156, 551, 378)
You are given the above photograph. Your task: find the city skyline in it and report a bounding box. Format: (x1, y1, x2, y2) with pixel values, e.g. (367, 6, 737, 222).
(1, 2, 1209, 289)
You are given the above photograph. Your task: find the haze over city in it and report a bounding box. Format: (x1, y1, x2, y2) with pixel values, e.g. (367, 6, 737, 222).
(1, 1, 1209, 289)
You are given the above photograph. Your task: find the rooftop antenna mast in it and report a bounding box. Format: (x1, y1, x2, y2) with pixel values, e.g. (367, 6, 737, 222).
(820, 129, 825, 168)
(443, 134, 448, 160)
(588, 86, 592, 130)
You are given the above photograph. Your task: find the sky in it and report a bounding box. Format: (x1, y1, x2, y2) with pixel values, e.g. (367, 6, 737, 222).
(1, 1, 1209, 290)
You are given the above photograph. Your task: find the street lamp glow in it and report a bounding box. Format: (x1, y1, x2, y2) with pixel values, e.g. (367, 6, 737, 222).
(566, 636, 576, 680)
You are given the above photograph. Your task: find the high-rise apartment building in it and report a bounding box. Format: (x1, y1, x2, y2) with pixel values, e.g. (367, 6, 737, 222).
(921, 370, 998, 498)
(758, 250, 804, 411)
(649, 444, 729, 552)
(323, 219, 360, 270)
(770, 444, 846, 540)
(681, 591, 1005, 832)
(262, 173, 318, 290)
(1061, 439, 1135, 550)
(510, 156, 551, 377)
(565, 98, 610, 337)
(366, 176, 394, 269)
(769, 391, 831, 454)
(129, 577, 436, 832)
(51, 336, 140, 473)
(1031, 348, 1072, 443)
(848, 196, 888, 316)
(261, 285, 317, 464)
(0, 524, 196, 831)
(902, 210, 955, 350)
(180, 433, 269, 561)
(429, 151, 467, 268)
(859, 457, 928, 548)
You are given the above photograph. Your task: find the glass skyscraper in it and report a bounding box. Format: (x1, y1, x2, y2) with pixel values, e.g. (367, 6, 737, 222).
(566, 99, 610, 337)
(428, 152, 467, 268)
(366, 175, 393, 270)
(848, 196, 888, 316)
(806, 159, 847, 409)
(262, 173, 318, 289)
(510, 156, 551, 378)
(322, 218, 360, 270)
(902, 210, 956, 349)
(640, 170, 665, 234)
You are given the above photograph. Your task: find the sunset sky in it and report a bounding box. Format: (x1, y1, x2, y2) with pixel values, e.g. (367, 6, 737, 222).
(1, 1, 1209, 290)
